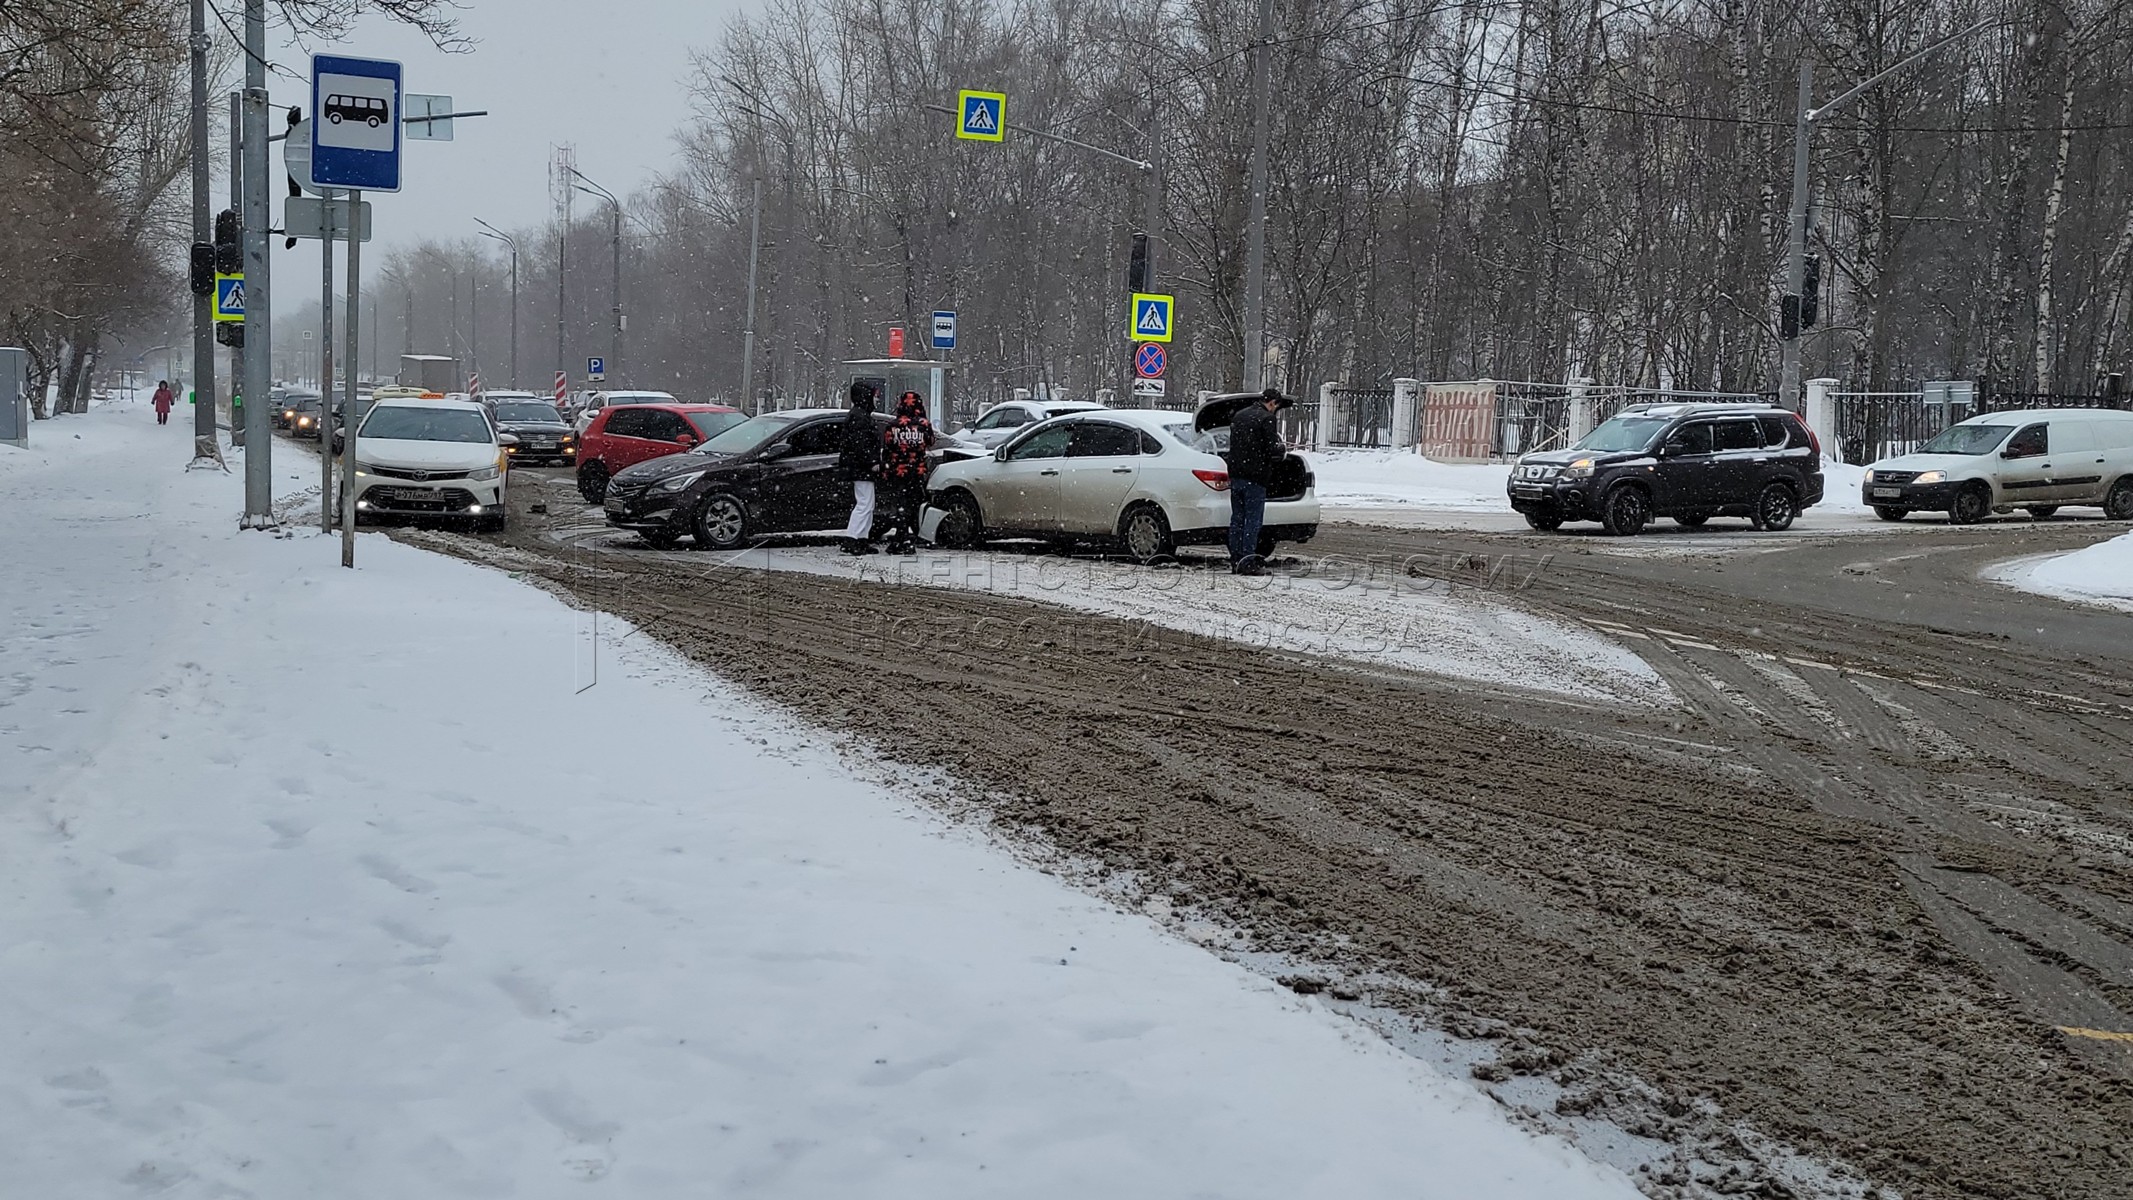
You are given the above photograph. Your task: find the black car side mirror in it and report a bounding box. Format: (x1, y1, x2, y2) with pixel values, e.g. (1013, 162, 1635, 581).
(759, 442, 792, 461)
(497, 432, 520, 448)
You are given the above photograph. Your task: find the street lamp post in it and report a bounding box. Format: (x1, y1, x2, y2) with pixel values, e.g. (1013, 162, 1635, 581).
(1778, 17, 1995, 412)
(476, 219, 520, 390)
(572, 169, 624, 386)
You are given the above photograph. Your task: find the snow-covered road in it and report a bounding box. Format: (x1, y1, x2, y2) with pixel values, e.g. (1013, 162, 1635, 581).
(2, 403, 1641, 1197)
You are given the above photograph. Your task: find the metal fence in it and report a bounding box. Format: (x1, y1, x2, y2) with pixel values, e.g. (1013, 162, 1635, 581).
(1829, 392, 1969, 464)
(1392, 382, 1769, 459)
(1979, 390, 2132, 412)
(1322, 387, 1394, 447)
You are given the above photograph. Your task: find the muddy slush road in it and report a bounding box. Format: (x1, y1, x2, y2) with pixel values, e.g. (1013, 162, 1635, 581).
(391, 464, 2133, 1199)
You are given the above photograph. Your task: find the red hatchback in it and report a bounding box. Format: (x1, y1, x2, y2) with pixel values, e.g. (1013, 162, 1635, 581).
(576, 403, 745, 503)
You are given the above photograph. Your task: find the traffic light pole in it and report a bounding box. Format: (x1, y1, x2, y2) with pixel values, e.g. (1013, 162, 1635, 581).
(320, 197, 337, 532)
(229, 91, 246, 450)
(188, 0, 216, 448)
(343, 190, 363, 568)
(1241, 0, 1274, 392)
(239, 0, 274, 526)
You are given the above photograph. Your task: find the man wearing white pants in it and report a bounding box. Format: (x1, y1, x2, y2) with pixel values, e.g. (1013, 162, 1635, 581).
(836, 382, 882, 555)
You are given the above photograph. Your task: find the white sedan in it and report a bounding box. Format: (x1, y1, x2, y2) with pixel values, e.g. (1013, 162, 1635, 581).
(343, 395, 510, 532)
(919, 408, 1319, 561)
(955, 398, 1108, 448)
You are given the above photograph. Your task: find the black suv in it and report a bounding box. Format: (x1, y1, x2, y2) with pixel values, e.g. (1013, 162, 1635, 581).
(1507, 404, 1824, 535)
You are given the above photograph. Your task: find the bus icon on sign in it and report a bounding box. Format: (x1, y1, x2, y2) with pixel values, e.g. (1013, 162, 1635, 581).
(325, 94, 388, 128)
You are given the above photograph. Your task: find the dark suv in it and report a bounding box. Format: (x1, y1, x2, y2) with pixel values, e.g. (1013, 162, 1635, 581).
(1507, 404, 1824, 535)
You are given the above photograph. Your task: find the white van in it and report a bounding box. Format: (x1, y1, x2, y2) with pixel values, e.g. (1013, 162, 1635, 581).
(1862, 408, 2133, 523)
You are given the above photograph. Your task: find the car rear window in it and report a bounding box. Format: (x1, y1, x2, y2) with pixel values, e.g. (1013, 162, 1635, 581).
(685, 411, 746, 440)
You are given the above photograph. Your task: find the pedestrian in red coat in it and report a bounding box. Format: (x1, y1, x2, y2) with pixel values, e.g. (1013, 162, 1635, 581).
(152, 381, 175, 425)
(877, 390, 936, 554)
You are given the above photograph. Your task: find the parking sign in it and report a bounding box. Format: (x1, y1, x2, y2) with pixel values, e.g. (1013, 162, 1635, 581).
(310, 55, 403, 192)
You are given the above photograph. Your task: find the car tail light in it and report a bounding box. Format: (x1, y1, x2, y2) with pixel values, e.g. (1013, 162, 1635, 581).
(1192, 469, 1230, 491)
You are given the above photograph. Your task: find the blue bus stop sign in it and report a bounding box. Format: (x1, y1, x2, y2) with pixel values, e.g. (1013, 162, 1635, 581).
(310, 54, 403, 192)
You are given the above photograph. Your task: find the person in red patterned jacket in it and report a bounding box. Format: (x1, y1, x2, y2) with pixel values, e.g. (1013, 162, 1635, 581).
(877, 390, 936, 554)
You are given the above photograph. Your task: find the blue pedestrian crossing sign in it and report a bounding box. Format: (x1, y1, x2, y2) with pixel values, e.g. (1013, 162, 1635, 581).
(956, 90, 1006, 142)
(214, 274, 245, 323)
(1129, 293, 1174, 343)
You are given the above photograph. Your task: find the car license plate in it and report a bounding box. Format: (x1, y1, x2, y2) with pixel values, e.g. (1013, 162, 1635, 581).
(1872, 487, 1901, 498)
(604, 498, 628, 516)
(529, 440, 556, 450)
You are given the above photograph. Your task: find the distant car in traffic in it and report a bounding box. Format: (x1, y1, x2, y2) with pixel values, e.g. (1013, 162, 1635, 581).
(1862, 408, 2133, 523)
(956, 398, 1107, 448)
(600, 408, 978, 549)
(287, 395, 327, 438)
(485, 395, 578, 466)
(1507, 403, 1824, 535)
(339, 395, 510, 532)
(919, 401, 1319, 563)
(575, 403, 746, 504)
(571, 389, 681, 435)
(273, 387, 319, 430)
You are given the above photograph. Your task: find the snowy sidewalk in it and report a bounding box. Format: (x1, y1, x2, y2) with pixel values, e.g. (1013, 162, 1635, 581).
(2, 402, 1639, 1199)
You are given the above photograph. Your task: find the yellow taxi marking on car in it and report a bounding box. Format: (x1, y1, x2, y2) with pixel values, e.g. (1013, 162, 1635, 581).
(2057, 1025, 2133, 1044)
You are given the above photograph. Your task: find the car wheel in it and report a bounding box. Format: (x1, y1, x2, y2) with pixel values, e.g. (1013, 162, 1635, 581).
(1672, 511, 1711, 528)
(1873, 505, 1907, 522)
(2106, 478, 2133, 521)
(2024, 505, 2060, 520)
(1522, 510, 1564, 531)
(934, 491, 985, 549)
(1949, 483, 1992, 525)
(1751, 483, 1797, 531)
(692, 493, 749, 550)
(1118, 503, 1175, 563)
(1599, 486, 1649, 536)
(576, 463, 609, 504)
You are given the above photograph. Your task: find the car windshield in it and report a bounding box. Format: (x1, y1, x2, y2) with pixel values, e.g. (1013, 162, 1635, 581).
(1916, 423, 2016, 455)
(697, 413, 800, 455)
(686, 410, 747, 440)
(492, 402, 562, 423)
(1573, 415, 1673, 453)
(359, 406, 494, 443)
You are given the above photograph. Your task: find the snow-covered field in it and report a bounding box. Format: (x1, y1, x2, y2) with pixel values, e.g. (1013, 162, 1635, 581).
(2, 401, 1641, 1198)
(1990, 531, 2133, 612)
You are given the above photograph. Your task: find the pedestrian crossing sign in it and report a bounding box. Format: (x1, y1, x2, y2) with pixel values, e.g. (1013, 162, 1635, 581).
(1130, 292, 1174, 343)
(213, 273, 245, 323)
(956, 90, 1006, 142)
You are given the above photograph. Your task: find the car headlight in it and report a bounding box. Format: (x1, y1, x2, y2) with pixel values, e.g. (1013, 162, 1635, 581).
(1562, 457, 1596, 480)
(354, 461, 380, 477)
(1911, 470, 1945, 485)
(655, 469, 707, 492)
(468, 465, 501, 482)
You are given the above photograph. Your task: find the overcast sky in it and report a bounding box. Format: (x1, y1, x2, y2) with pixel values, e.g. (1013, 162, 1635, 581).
(245, 0, 745, 315)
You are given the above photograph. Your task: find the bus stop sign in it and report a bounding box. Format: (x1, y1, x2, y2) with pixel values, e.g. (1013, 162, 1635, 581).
(310, 54, 403, 192)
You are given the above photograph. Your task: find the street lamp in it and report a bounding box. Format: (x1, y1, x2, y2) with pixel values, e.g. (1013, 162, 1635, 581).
(570, 168, 624, 386)
(475, 218, 520, 389)
(1778, 17, 1996, 412)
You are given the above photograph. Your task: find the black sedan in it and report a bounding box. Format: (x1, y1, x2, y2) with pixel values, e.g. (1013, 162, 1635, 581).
(490, 398, 577, 466)
(602, 408, 983, 550)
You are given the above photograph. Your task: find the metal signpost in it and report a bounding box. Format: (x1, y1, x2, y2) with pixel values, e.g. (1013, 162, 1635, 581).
(309, 53, 403, 567)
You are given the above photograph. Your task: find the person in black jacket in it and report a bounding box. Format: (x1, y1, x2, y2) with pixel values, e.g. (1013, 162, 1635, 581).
(836, 382, 881, 555)
(1226, 387, 1289, 575)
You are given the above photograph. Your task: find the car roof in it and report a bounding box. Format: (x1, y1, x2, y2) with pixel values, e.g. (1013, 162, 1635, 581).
(998, 398, 1103, 411)
(1618, 402, 1789, 418)
(373, 396, 485, 412)
(596, 391, 678, 401)
(1962, 407, 2133, 425)
(1029, 408, 1194, 432)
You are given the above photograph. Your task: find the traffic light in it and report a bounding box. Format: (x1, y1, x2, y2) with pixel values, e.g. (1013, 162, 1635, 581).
(1800, 255, 1821, 329)
(215, 322, 245, 349)
(1128, 232, 1150, 294)
(213, 209, 241, 273)
(189, 243, 215, 295)
(1780, 293, 1801, 341)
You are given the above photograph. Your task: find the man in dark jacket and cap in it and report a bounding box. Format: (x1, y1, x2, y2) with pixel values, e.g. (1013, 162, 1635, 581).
(836, 382, 882, 555)
(877, 390, 937, 554)
(1226, 387, 1289, 575)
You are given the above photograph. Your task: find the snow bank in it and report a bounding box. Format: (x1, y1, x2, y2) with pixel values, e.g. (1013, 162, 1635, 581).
(1992, 531, 2133, 612)
(1308, 448, 1511, 510)
(1, 400, 1640, 1198)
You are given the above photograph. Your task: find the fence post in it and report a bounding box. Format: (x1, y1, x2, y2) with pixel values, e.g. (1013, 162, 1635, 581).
(1567, 377, 1595, 442)
(1315, 381, 1335, 451)
(1804, 378, 1839, 460)
(1390, 377, 1421, 451)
